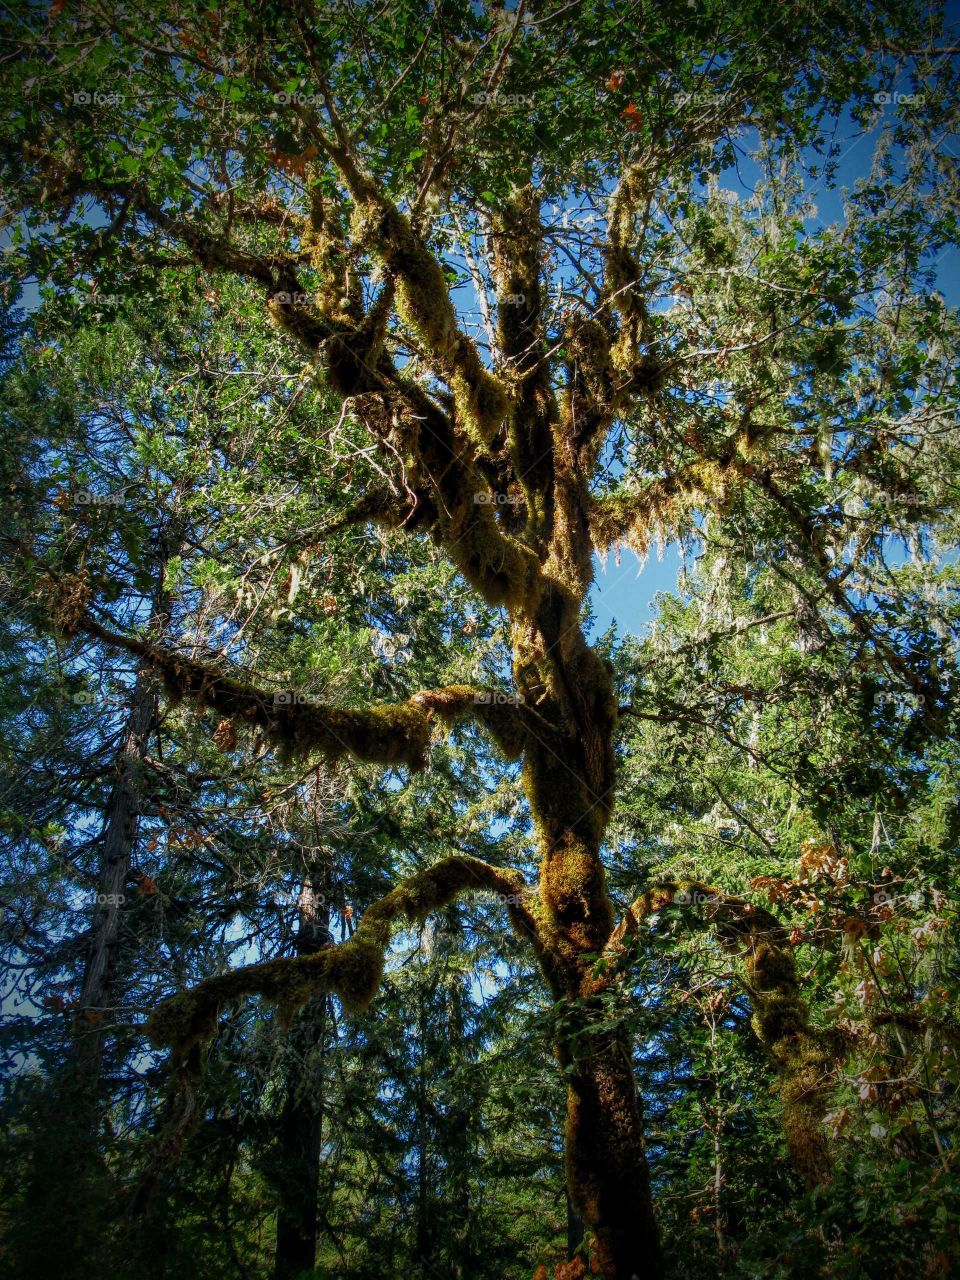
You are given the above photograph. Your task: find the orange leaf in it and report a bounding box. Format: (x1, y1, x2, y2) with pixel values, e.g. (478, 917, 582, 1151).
(621, 103, 644, 132)
(555, 1260, 586, 1280)
(843, 915, 868, 939)
(607, 69, 625, 91)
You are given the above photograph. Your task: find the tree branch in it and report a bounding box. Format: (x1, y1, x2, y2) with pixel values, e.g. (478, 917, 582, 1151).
(490, 185, 557, 539)
(313, 130, 511, 456)
(146, 856, 534, 1057)
(79, 618, 529, 769)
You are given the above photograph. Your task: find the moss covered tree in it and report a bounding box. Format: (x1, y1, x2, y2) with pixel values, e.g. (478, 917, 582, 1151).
(2, 1, 959, 1275)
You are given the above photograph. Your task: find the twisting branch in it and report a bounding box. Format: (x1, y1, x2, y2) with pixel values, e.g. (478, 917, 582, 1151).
(35, 165, 543, 614)
(562, 164, 663, 455)
(79, 618, 529, 768)
(604, 164, 656, 373)
(309, 125, 511, 456)
(147, 856, 535, 1058)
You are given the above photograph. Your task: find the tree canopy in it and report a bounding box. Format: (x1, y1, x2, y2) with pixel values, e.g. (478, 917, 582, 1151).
(1, 2, 959, 1278)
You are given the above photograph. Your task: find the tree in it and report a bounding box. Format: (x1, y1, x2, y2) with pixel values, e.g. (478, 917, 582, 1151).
(0, 268, 537, 1278)
(2, 1, 959, 1275)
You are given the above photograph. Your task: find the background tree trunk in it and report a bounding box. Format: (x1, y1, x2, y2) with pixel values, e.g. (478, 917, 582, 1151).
(75, 665, 159, 1082)
(273, 874, 330, 1280)
(76, 533, 176, 1086)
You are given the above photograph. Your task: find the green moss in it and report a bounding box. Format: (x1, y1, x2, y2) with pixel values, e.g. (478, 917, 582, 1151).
(146, 989, 219, 1061)
(364, 199, 508, 449)
(746, 941, 834, 1186)
(147, 857, 526, 1055)
(623, 882, 835, 1188)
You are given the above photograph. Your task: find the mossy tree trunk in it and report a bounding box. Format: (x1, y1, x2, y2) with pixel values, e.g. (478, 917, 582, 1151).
(514, 606, 665, 1278)
(560, 1037, 663, 1279)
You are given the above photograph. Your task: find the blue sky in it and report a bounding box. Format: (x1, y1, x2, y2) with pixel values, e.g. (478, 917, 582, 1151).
(587, 69, 960, 637)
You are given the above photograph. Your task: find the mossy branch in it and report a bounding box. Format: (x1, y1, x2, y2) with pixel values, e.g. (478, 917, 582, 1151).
(869, 1011, 960, 1047)
(614, 880, 837, 1187)
(555, 164, 663, 456)
(491, 184, 557, 538)
(588, 455, 749, 557)
(604, 165, 654, 366)
(147, 856, 533, 1059)
(61, 175, 540, 616)
(316, 136, 510, 455)
(81, 619, 528, 769)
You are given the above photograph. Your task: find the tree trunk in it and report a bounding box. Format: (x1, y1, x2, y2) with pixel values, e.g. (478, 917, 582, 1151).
(76, 532, 176, 1085)
(515, 613, 665, 1280)
(75, 665, 159, 1082)
(567, 1189, 585, 1260)
(559, 1032, 664, 1280)
(274, 875, 329, 1280)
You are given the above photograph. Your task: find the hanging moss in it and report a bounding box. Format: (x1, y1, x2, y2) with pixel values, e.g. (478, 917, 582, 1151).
(619, 879, 837, 1188)
(82, 621, 533, 772)
(146, 856, 528, 1059)
(413, 684, 528, 760)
